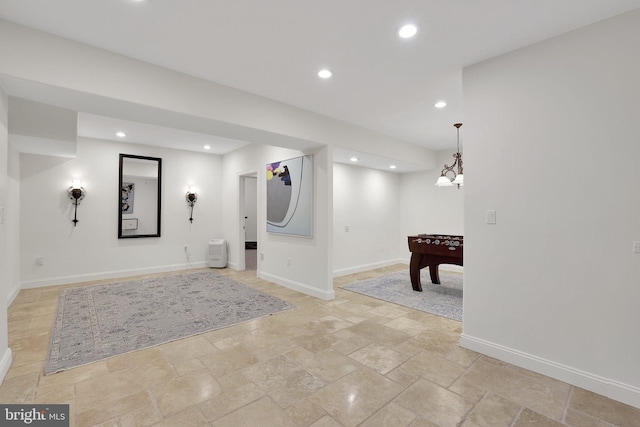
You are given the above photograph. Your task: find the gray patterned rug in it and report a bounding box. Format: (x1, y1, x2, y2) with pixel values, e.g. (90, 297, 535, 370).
(342, 269, 463, 321)
(45, 271, 295, 375)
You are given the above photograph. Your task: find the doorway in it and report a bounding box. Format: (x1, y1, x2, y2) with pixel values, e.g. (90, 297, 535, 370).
(239, 172, 258, 271)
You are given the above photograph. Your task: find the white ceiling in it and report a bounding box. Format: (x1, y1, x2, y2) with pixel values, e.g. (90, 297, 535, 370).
(1, 0, 638, 169)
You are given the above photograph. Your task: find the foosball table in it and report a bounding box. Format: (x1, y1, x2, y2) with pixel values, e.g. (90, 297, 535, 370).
(407, 234, 463, 292)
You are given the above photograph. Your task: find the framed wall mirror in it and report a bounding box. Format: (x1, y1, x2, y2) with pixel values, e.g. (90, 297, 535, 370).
(118, 154, 162, 238)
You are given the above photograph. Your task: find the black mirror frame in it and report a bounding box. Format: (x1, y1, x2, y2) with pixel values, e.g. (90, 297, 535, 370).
(118, 154, 162, 238)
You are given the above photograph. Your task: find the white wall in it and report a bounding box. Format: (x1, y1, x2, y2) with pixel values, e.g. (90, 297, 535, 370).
(333, 163, 403, 276)
(20, 137, 224, 287)
(6, 142, 20, 304)
(400, 149, 465, 268)
(223, 144, 334, 300)
(0, 86, 12, 382)
(461, 9, 640, 408)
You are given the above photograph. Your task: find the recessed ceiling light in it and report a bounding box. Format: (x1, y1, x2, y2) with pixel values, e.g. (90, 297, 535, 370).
(389, 165, 397, 169)
(398, 24, 418, 39)
(350, 157, 359, 162)
(116, 131, 127, 138)
(318, 69, 333, 79)
(203, 145, 211, 150)
(435, 101, 447, 108)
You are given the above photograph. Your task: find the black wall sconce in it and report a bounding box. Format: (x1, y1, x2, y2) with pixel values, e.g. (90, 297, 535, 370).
(186, 186, 197, 223)
(68, 179, 86, 226)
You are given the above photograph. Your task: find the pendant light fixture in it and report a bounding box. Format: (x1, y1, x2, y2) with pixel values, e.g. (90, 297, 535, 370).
(435, 123, 464, 189)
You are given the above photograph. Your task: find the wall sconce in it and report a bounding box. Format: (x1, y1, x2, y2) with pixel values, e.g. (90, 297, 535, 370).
(68, 179, 86, 226)
(186, 186, 198, 223)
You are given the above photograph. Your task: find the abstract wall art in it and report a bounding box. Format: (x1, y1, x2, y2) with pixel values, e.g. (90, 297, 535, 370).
(121, 182, 134, 214)
(266, 155, 313, 237)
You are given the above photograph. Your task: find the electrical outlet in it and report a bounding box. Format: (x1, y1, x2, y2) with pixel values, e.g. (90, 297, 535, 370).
(287, 258, 291, 266)
(260, 253, 264, 261)
(36, 257, 44, 266)
(345, 225, 350, 232)
(633, 241, 640, 254)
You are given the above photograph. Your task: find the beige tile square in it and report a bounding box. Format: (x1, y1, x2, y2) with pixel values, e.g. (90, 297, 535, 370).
(568, 387, 640, 427)
(309, 415, 344, 427)
(346, 321, 410, 347)
(291, 333, 338, 353)
(199, 345, 259, 377)
(0, 372, 38, 403)
(198, 381, 264, 421)
(359, 402, 416, 426)
(309, 368, 403, 426)
(348, 343, 409, 375)
(564, 408, 613, 427)
(211, 396, 297, 427)
(243, 355, 325, 409)
(402, 350, 466, 387)
(297, 350, 359, 383)
(395, 328, 460, 357)
(5, 361, 43, 380)
(156, 407, 209, 427)
(445, 346, 481, 367)
(330, 329, 371, 355)
(384, 316, 431, 336)
(152, 370, 222, 417)
(384, 364, 420, 389)
(75, 358, 175, 413)
(460, 359, 570, 420)
(394, 379, 474, 426)
(512, 408, 565, 426)
(160, 335, 218, 362)
(368, 305, 409, 319)
(285, 398, 327, 426)
(76, 390, 161, 426)
(462, 393, 520, 427)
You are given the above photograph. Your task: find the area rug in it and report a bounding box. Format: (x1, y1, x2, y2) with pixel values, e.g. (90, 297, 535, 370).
(342, 269, 463, 321)
(45, 271, 295, 375)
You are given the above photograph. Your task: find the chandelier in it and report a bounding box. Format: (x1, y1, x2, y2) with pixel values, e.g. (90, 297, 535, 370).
(435, 123, 464, 189)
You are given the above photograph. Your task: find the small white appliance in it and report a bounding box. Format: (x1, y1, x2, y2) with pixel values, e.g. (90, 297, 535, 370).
(207, 239, 227, 268)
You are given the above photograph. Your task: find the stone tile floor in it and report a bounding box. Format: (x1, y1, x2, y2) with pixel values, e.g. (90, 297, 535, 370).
(1, 264, 639, 426)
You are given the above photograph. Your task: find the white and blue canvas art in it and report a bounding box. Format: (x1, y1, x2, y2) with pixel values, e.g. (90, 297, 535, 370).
(266, 155, 313, 237)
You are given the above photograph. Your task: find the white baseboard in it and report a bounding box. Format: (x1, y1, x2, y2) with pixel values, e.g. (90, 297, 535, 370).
(259, 271, 335, 301)
(6, 285, 20, 307)
(0, 348, 13, 384)
(460, 333, 640, 410)
(20, 262, 209, 289)
(333, 260, 464, 277)
(333, 259, 406, 277)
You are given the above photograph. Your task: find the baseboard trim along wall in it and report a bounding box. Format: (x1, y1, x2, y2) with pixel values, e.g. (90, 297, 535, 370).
(460, 333, 640, 410)
(333, 259, 406, 277)
(20, 262, 210, 289)
(0, 349, 13, 385)
(333, 260, 464, 277)
(258, 271, 335, 301)
(6, 285, 20, 308)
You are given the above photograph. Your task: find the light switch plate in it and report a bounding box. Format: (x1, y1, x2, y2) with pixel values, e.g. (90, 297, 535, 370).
(633, 241, 640, 253)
